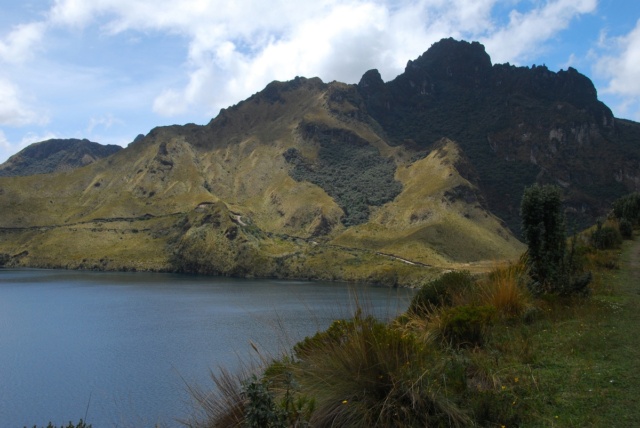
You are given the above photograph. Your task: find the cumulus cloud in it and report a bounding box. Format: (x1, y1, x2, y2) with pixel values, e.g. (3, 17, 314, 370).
(595, 19, 640, 95)
(87, 114, 124, 133)
(0, 22, 48, 134)
(141, 0, 501, 116)
(593, 19, 640, 120)
(25, 0, 602, 121)
(482, 0, 597, 64)
(0, 78, 45, 126)
(0, 130, 10, 152)
(0, 22, 46, 64)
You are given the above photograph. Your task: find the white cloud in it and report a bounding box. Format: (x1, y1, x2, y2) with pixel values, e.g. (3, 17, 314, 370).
(0, 22, 47, 64)
(595, 19, 640, 96)
(150, 0, 500, 117)
(49, 0, 99, 28)
(0, 129, 10, 152)
(18, 0, 601, 123)
(50, 0, 588, 118)
(482, 0, 597, 64)
(153, 89, 188, 117)
(87, 114, 124, 133)
(593, 19, 640, 120)
(0, 78, 45, 126)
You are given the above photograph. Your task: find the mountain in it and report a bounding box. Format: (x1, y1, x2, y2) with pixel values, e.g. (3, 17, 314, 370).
(359, 38, 640, 231)
(0, 138, 123, 177)
(0, 38, 637, 284)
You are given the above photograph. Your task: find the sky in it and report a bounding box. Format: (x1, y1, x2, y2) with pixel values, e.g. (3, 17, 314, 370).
(0, 0, 639, 163)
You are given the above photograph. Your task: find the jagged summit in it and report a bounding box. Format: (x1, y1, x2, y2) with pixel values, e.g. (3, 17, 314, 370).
(407, 38, 492, 84)
(358, 38, 630, 230)
(360, 38, 609, 121)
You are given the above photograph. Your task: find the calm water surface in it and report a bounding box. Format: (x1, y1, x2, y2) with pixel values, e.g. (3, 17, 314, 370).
(0, 269, 413, 427)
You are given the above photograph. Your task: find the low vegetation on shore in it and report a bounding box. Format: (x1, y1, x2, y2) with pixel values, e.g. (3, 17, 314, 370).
(185, 189, 640, 427)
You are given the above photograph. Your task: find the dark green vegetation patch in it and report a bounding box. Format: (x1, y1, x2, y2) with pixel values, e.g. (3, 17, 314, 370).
(285, 123, 402, 226)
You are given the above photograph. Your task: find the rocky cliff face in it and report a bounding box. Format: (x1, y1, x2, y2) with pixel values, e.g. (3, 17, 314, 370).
(359, 38, 637, 230)
(0, 139, 122, 177)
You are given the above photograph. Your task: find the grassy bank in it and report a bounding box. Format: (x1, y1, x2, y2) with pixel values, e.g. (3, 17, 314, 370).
(186, 232, 640, 427)
(525, 238, 640, 426)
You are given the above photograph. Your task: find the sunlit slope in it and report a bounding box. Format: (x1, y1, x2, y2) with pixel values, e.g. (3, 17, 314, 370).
(332, 140, 525, 269)
(0, 132, 212, 227)
(0, 78, 524, 282)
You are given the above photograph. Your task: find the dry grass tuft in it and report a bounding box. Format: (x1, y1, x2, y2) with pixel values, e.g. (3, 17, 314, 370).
(182, 366, 249, 428)
(477, 263, 533, 319)
(292, 315, 473, 427)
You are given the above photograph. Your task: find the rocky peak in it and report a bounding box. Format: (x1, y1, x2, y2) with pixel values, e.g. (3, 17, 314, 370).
(358, 69, 386, 92)
(405, 38, 492, 89)
(356, 37, 634, 232)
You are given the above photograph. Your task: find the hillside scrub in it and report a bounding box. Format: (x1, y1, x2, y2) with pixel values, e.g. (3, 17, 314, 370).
(612, 192, 640, 225)
(285, 125, 402, 227)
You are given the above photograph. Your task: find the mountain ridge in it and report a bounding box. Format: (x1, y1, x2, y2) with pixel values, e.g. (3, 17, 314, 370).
(0, 138, 122, 177)
(1, 38, 637, 284)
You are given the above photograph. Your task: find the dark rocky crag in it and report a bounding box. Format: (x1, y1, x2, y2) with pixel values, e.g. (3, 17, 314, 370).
(359, 38, 639, 231)
(0, 138, 122, 177)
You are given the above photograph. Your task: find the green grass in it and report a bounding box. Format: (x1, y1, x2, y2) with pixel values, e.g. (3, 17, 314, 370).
(516, 240, 640, 426)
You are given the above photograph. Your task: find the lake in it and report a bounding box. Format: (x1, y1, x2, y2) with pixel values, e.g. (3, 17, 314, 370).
(0, 269, 414, 427)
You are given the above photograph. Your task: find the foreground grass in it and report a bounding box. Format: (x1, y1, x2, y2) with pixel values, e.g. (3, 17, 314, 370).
(187, 237, 640, 427)
(520, 240, 640, 426)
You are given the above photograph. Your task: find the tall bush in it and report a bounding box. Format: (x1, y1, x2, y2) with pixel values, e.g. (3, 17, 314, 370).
(590, 220, 622, 250)
(520, 184, 566, 292)
(612, 192, 640, 225)
(619, 218, 633, 239)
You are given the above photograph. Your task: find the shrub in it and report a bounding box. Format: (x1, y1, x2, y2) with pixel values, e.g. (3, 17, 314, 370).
(619, 218, 633, 239)
(243, 375, 286, 428)
(407, 271, 475, 316)
(590, 222, 622, 250)
(612, 192, 640, 224)
(586, 250, 619, 270)
(520, 184, 566, 292)
(242, 373, 315, 428)
(285, 127, 402, 227)
(185, 362, 315, 428)
(440, 305, 496, 347)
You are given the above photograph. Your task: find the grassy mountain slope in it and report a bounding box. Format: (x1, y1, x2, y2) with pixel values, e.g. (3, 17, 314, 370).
(0, 76, 523, 283)
(4, 38, 634, 282)
(332, 139, 524, 268)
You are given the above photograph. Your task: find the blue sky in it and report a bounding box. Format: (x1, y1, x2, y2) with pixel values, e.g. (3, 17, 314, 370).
(1, 0, 639, 163)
